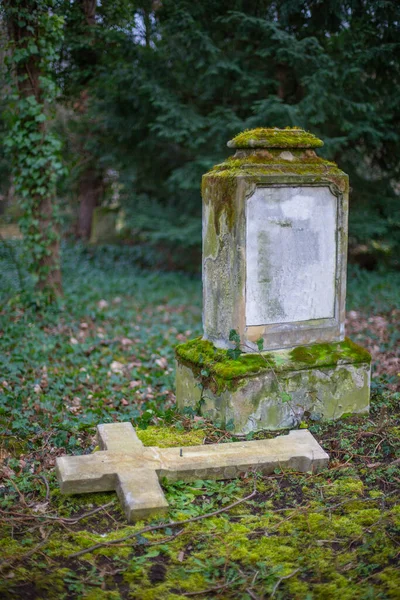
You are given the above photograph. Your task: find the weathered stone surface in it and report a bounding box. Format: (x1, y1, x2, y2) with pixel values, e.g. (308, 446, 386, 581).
(201, 135, 349, 352)
(246, 186, 337, 326)
(176, 127, 370, 430)
(56, 422, 329, 521)
(176, 339, 371, 433)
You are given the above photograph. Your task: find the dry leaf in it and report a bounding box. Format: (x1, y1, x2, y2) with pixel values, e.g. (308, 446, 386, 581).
(110, 361, 124, 374)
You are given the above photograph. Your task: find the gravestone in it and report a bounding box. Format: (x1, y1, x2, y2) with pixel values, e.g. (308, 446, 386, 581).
(89, 206, 120, 244)
(56, 422, 328, 521)
(176, 127, 371, 432)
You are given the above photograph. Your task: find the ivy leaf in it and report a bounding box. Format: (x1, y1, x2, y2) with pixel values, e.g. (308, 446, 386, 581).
(227, 347, 242, 360)
(280, 392, 292, 403)
(229, 329, 241, 344)
(256, 337, 264, 351)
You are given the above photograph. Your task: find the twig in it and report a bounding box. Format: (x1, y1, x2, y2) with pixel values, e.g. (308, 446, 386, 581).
(182, 577, 240, 596)
(0, 532, 51, 570)
(367, 457, 400, 469)
(0, 500, 115, 524)
(69, 487, 257, 559)
(34, 474, 50, 502)
(109, 529, 186, 548)
(271, 568, 300, 597)
(246, 588, 260, 600)
(7, 478, 27, 507)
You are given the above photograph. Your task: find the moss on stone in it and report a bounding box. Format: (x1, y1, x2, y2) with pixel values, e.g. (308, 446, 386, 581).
(137, 426, 206, 448)
(175, 337, 278, 393)
(201, 131, 348, 233)
(176, 337, 371, 394)
(227, 127, 324, 149)
(290, 338, 371, 367)
(202, 174, 237, 235)
(207, 158, 348, 193)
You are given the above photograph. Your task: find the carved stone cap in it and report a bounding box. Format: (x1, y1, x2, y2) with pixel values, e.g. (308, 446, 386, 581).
(227, 127, 324, 149)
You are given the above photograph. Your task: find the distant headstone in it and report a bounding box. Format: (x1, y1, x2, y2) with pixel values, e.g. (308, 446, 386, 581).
(176, 128, 371, 432)
(89, 206, 120, 244)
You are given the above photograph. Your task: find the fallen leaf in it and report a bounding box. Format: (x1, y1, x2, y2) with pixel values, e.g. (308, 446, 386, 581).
(155, 357, 168, 369)
(129, 380, 142, 388)
(110, 361, 124, 374)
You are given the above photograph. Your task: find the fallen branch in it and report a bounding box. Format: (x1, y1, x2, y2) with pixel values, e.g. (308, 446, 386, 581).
(366, 457, 400, 469)
(69, 487, 257, 559)
(271, 568, 300, 597)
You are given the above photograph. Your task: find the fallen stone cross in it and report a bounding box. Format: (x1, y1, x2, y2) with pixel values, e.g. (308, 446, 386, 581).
(56, 422, 329, 522)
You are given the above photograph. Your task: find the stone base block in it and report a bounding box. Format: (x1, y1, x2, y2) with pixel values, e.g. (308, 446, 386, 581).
(175, 338, 371, 433)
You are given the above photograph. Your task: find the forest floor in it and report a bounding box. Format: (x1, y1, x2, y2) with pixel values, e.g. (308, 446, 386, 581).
(0, 244, 399, 599)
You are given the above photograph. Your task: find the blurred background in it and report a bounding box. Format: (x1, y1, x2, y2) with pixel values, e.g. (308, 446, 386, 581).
(0, 0, 399, 277)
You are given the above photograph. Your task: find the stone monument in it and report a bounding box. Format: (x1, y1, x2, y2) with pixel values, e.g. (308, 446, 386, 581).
(176, 127, 371, 432)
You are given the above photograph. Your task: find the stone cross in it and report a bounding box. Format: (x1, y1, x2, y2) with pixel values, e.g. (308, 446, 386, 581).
(56, 422, 329, 522)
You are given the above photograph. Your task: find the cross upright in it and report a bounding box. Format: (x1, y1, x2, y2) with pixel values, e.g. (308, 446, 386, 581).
(56, 422, 329, 522)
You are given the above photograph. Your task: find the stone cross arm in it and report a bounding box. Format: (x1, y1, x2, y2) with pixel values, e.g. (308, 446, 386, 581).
(56, 423, 329, 522)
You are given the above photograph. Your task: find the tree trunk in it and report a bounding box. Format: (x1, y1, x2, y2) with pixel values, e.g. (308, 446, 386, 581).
(77, 169, 102, 240)
(73, 0, 102, 240)
(5, 0, 62, 298)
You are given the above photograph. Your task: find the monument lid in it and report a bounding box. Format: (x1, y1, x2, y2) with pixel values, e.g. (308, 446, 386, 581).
(227, 127, 324, 149)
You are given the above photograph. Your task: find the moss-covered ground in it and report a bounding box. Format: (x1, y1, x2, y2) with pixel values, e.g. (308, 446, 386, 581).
(0, 244, 399, 599)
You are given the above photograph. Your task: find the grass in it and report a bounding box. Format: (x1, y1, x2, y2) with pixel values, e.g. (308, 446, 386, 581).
(0, 242, 399, 599)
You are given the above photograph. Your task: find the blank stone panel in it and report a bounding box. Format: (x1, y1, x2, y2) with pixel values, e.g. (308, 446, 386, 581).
(246, 186, 337, 326)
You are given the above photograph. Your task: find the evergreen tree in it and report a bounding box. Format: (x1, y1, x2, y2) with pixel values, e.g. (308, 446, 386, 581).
(95, 0, 400, 266)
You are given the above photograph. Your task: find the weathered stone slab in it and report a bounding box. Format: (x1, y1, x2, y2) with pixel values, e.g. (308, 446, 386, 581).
(56, 422, 329, 522)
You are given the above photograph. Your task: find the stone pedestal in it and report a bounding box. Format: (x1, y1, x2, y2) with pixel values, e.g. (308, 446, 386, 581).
(176, 338, 370, 433)
(175, 128, 371, 431)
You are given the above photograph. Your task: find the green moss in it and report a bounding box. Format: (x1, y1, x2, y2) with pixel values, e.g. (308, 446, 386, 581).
(175, 337, 277, 392)
(323, 476, 364, 498)
(137, 426, 206, 447)
(227, 127, 324, 149)
(208, 158, 348, 193)
(290, 338, 371, 367)
(176, 337, 371, 393)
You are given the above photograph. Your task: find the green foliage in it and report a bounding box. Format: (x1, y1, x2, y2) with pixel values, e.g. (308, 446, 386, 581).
(88, 0, 400, 269)
(2, 0, 65, 301)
